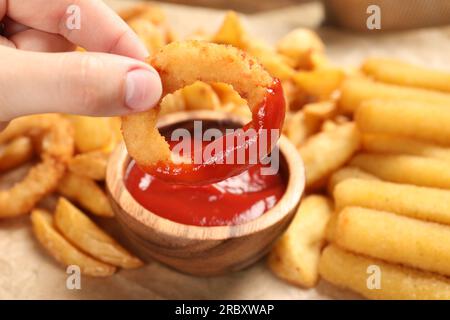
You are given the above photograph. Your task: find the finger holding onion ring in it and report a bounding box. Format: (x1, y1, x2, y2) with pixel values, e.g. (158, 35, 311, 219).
(121, 40, 285, 185)
(0, 115, 74, 218)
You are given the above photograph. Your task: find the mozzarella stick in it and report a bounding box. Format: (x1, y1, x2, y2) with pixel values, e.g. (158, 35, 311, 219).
(350, 153, 450, 189)
(362, 134, 450, 162)
(339, 78, 450, 113)
(319, 245, 450, 300)
(356, 99, 450, 146)
(362, 58, 450, 92)
(334, 207, 450, 277)
(335, 178, 450, 225)
(327, 166, 378, 195)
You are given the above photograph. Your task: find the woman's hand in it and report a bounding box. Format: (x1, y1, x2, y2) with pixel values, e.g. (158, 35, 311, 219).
(0, 0, 162, 123)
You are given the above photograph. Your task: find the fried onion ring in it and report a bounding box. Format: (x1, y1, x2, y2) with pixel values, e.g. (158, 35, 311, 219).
(122, 41, 285, 184)
(0, 115, 74, 218)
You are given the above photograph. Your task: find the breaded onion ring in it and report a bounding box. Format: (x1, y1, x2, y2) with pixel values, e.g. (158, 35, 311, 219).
(0, 115, 74, 218)
(122, 41, 285, 184)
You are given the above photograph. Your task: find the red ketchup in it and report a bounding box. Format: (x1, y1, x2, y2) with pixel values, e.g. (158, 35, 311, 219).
(125, 161, 286, 226)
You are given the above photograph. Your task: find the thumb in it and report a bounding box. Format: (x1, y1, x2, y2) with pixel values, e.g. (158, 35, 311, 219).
(0, 46, 162, 121)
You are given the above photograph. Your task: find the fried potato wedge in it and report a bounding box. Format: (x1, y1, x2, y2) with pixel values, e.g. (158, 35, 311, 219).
(182, 81, 221, 111)
(276, 28, 324, 70)
(159, 90, 186, 115)
(356, 99, 450, 146)
(300, 123, 361, 189)
(68, 151, 109, 181)
(335, 178, 450, 225)
(55, 198, 143, 269)
(293, 69, 344, 99)
(284, 110, 321, 148)
(31, 209, 116, 277)
(362, 134, 450, 162)
(57, 172, 114, 217)
(268, 195, 333, 288)
(350, 153, 450, 189)
(334, 207, 450, 277)
(213, 11, 246, 49)
(0, 136, 33, 172)
(319, 245, 450, 300)
(128, 18, 165, 52)
(69, 116, 113, 153)
(362, 58, 450, 92)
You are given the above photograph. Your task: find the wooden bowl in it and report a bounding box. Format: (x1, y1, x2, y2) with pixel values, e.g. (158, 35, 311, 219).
(106, 111, 305, 276)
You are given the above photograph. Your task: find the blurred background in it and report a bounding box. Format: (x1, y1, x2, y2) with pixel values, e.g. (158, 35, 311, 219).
(145, 0, 450, 31)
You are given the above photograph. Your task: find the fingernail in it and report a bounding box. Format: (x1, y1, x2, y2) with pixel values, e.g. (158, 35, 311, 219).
(125, 69, 162, 111)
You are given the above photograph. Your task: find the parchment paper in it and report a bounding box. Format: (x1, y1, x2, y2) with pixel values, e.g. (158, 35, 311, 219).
(0, 0, 449, 299)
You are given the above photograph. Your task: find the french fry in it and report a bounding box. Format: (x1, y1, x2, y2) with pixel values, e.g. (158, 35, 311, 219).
(57, 172, 114, 217)
(31, 209, 116, 277)
(276, 28, 324, 70)
(362, 58, 450, 92)
(69, 116, 112, 153)
(356, 99, 450, 146)
(350, 153, 450, 189)
(268, 195, 333, 288)
(319, 245, 450, 300)
(0, 137, 33, 172)
(303, 101, 338, 122)
(339, 78, 450, 114)
(284, 110, 321, 148)
(362, 134, 450, 162)
(335, 178, 450, 225)
(293, 69, 345, 99)
(68, 151, 109, 181)
(300, 123, 361, 189)
(54, 198, 143, 269)
(334, 207, 450, 277)
(182, 81, 221, 111)
(327, 166, 378, 195)
(213, 11, 246, 49)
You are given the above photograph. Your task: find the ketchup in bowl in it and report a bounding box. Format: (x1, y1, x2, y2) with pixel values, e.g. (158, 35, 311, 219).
(125, 161, 286, 226)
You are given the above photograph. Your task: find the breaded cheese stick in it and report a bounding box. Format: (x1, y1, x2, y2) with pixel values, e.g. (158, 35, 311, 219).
(334, 178, 450, 225)
(319, 245, 450, 300)
(334, 207, 450, 276)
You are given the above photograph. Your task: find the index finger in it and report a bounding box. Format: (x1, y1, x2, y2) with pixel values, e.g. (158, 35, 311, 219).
(5, 0, 149, 59)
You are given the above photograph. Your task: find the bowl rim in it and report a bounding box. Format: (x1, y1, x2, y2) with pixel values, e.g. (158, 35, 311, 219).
(106, 110, 305, 241)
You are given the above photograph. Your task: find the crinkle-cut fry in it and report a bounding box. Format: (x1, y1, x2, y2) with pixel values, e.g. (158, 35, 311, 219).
(350, 153, 450, 189)
(299, 123, 361, 189)
(68, 115, 112, 153)
(356, 99, 450, 146)
(327, 166, 378, 195)
(284, 110, 321, 148)
(0, 136, 33, 172)
(319, 245, 450, 300)
(213, 11, 247, 49)
(334, 207, 450, 277)
(339, 78, 450, 114)
(335, 178, 450, 225)
(182, 81, 221, 111)
(68, 151, 109, 181)
(276, 28, 324, 70)
(268, 195, 333, 288)
(55, 198, 143, 269)
(362, 58, 450, 93)
(362, 134, 450, 162)
(31, 209, 116, 277)
(293, 69, 345, 99)
(57, 172, 114, 217)
(0, 115, 74, 218)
